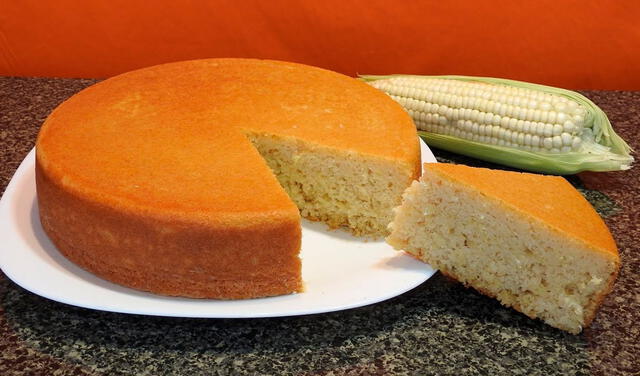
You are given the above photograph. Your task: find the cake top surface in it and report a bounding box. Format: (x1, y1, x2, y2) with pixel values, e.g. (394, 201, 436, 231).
(36, 58, 420, 222)
(425, 163, 618, 259)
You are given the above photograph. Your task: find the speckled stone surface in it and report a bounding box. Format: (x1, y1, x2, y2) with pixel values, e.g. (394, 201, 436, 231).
(0, 77, 638, 375)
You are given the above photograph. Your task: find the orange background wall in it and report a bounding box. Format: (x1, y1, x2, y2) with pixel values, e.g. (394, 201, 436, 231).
(1, 0, 639, 90)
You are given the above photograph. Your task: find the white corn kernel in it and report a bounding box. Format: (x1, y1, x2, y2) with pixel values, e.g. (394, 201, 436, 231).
(556, 112, 568, 124)
(572, 136, 582, 150)
(531, 135, 540, 147)
(492, 125, 500, 138)
(555, 101, 567, 112)
(492, 114, 502, 127)
(573, 114, 585, 127)
(563, 120, 576, 134)
(524, 134, 532, 146)
(505, 129, 513, 141)
(540, 110, 549, 123)
(553, 124, 563, 136)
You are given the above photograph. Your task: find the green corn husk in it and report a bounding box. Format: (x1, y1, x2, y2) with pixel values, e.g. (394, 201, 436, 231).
(360, 74, 634, 175)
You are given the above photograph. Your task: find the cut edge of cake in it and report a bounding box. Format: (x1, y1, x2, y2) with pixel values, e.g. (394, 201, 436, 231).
(245, 131, 421, 237)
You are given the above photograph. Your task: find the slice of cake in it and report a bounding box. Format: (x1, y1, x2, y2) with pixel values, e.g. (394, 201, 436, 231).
(387, 163, 620, 333)
(35, 58, 421, 299)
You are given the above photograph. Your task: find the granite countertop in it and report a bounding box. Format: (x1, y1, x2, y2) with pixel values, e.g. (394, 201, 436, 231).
(1, 77, 638, 375)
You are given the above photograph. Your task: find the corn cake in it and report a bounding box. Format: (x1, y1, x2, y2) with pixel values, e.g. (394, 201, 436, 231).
(387, 163, 619, 333)
(36, 58, 421, 299)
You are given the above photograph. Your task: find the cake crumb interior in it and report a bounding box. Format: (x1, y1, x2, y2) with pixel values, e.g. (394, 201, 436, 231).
(245, 131, 412, 237)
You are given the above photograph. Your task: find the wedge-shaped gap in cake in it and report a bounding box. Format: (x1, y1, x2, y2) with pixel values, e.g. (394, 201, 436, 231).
(243, 130, 413, 237)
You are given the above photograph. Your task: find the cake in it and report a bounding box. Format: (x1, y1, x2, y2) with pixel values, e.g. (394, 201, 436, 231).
(35, 58, 421, 299)
(386, 163, 620, 333)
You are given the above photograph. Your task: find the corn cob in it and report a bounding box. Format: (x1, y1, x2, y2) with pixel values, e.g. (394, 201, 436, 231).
(361, 75, 633, 174)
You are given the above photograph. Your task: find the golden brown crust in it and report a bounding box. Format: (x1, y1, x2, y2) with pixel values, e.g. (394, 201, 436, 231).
(580, 262, 620, 328)
(36, 160, 303, 299)
(425, 163, 619, 261)
(35, 58, 420, 298)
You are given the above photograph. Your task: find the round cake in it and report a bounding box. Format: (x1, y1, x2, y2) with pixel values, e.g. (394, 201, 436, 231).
(35, 58, 421, 299)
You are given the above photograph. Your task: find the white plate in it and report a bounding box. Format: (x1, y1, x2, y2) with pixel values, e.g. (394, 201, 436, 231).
(0, 140, 436, 318)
